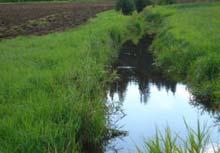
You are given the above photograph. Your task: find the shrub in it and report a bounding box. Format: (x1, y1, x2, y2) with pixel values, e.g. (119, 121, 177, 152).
(135, 0, 152, 12)
(116, 0, 136, 15)
(115, 0, 152, 15)
(156, 0, 176, 5)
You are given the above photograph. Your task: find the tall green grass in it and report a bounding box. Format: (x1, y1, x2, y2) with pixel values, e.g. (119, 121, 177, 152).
(137, 120, 219, 153)
(0, 11, 132, 153)
(141, 2, 220, 102)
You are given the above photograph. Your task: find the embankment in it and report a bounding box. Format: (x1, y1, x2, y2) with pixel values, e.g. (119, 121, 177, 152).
(0, 10, 139, 153)
(141, 2, 220, 103)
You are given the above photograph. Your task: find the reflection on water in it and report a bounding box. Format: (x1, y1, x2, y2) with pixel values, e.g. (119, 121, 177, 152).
(106, 35, 220, 153)
(109, 36, 177, 104)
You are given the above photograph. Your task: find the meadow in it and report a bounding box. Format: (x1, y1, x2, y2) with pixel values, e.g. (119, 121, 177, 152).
(0, 11, 132, 153)
(141, 2, 220, 103)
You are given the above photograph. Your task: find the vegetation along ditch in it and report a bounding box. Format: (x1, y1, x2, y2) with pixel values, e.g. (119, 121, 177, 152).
(143, 2, 220, 103)
(106, 1, 220, 152)
(105, 34, 220, 153)
(0, 10, 144, 153)
(0, 0, 220, 153)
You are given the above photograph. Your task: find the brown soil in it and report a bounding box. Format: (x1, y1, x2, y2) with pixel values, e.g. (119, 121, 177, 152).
(0, 2, 114, 39)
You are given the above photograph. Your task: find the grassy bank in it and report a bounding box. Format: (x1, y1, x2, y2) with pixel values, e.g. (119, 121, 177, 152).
(0, 11, 132, 153)
(141, 2, 220, 103)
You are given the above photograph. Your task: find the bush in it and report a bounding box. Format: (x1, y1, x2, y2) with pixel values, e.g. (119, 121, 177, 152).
(156, 0, 176, 5)
(135, 0, 152, 12)
(115, 0, 152, 15)
(116, 0, 136, 15)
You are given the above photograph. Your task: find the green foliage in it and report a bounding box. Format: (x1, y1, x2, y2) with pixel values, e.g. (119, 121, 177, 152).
(127, 12, 145, 37)
(135, 0, 151, 12)
(109, 26, 123, 47)
(156, 0, 176, 5)
(115, 0, 151, 15)
(192, 54, 220, 82)
(0, 11, 130, 153)
(115, 0, 136, 15)
(142, 2, 220, 102)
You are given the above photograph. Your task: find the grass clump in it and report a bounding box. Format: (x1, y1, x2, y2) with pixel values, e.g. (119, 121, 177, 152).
(0, 11, 132, 153)
(137, 120, 217, 153)
(141, 2, 220, 102)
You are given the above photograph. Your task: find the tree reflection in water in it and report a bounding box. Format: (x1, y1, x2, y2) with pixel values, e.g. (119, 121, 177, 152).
(109, 35, 177, 104)
(109, 35, 220, 117)
(106, 35, 220, 153)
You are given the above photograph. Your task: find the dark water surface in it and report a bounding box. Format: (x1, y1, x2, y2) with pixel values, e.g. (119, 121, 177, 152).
(105, 36, 220, 153)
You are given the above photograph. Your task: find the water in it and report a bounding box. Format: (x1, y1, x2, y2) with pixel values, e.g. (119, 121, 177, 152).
(105, 36, 220, 153)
